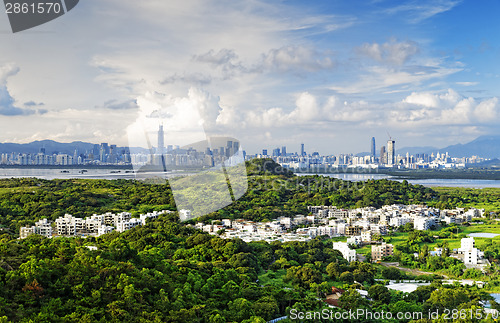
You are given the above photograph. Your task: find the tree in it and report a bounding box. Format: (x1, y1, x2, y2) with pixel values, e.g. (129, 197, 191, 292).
(339, 271, 354, 284)
(339, 289, 369, 310)
(368, 284, 391, 304)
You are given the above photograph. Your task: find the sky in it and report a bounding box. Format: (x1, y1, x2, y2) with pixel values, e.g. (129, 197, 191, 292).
(0, 0, 499, 155)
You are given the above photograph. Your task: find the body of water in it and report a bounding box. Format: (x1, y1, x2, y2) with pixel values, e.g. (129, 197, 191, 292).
(468, 233, 500, 238)
(2, 168, 500, 189)
(296, 173, 500, 189)
(0, 168, 135, 180)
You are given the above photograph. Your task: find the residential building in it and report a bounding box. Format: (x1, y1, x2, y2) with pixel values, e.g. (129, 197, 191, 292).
(333, 241, 357, 262)
(372, 243, 394, 262)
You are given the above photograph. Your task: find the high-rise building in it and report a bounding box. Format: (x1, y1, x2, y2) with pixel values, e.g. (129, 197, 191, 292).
(100, 143, 109, 154)
(300, 143, 305, 156)
(387, 140, 395, 166)
(92, 144, 100, 160)
(281, 146, 287, 156)
(272, 148, 280, 157)
(380, 146, 386, 164)
(262, 149, 268, 156)
(371, 137, 376, 158)
(157, 125, 165, 154)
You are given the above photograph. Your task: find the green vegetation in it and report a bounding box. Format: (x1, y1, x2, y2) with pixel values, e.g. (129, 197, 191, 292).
(0, 159, 500, 321)
(431, 187, 500, 213)
(0, 213, 351, 322)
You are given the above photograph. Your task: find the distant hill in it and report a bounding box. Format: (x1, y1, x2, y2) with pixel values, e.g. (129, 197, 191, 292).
(397, 135, 500, 159)
(435, 135, 500, 159)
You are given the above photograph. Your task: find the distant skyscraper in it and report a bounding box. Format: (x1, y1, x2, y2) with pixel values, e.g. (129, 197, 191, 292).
(100, 143, 109, 162)
(301, 143, 305, 156)
(380, 146, 386, 164)
(281, 146, 287, 156)
(371, 137, 376, 157)
(92, 144, 100, 160)
(157, 125, 165, 154)
(262, 149, 268, 156)
(387, 140, 395, 165)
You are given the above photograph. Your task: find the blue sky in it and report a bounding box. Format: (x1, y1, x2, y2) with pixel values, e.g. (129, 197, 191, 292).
(0, 0, 499, 155)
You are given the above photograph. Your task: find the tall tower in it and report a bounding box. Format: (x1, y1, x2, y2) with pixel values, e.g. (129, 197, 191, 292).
(380, 146, 386, 164)
(387, 140, 395, 166)
(371, 137, 376, 158)
(300, 143, 305, 156)
(157, 124, 165, 155)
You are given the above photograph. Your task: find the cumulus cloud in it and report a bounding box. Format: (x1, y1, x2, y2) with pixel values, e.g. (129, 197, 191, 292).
(127, 88, 224, 150)
(193, 49, 244, 76)
(0, 64, 41, 116)
(256, 46, 335, 73)
(393, 89, 500, 126)
(222, 92, 378, 128)
(357, 39, 419, 66)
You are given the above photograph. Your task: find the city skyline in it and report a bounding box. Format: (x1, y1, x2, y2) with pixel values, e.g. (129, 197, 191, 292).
(0, 1, 500, 155)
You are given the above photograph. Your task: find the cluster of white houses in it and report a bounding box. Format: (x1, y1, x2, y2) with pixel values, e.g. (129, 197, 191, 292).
(20, 210, 171, 239)
(192, 203, 484, 265)
(196, 204, 482, 243)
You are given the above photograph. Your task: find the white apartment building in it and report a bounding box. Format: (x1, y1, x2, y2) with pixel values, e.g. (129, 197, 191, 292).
(458, 237, 484, 265)
(98, 225, 115, 236)
(333, 241, 356, 262)
(389, 216, 412, 227)
(20, 219, 53, 239)
(116, 217, 142, 232)
(21, 210, 167, 239)
(55, 214, 78, 236)
(361, 230, 372, 242)
(35, 219, 53, 238)
(414, 216, 435, 230)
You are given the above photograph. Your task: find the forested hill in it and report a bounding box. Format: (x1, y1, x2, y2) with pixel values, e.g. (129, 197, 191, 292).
(0, 160, 496, 322)
(0, 212, 349, 322)
(0, 159, 438, 232)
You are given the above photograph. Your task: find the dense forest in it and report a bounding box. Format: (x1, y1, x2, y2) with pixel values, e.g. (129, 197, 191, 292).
(0, 213, 494, 322)
(0, 159, 498, 322)
(0, 159, 439, 232)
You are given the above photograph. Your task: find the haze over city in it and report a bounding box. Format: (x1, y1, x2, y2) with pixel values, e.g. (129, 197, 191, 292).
(1, 0, 499, 155)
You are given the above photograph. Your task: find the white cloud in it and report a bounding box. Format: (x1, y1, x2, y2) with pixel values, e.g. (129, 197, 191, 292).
(384, 0, 462, 23)
(456, 81, 478, 86)
(331, 64, 461, 94)
(257, 46, 335, 73)
(357, 39, 419, 66)
(0, 64, 44, 116)
(392, 89, 499, 126)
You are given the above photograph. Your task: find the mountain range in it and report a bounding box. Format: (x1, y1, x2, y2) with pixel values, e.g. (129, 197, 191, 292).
(397, 135, 500, 159)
